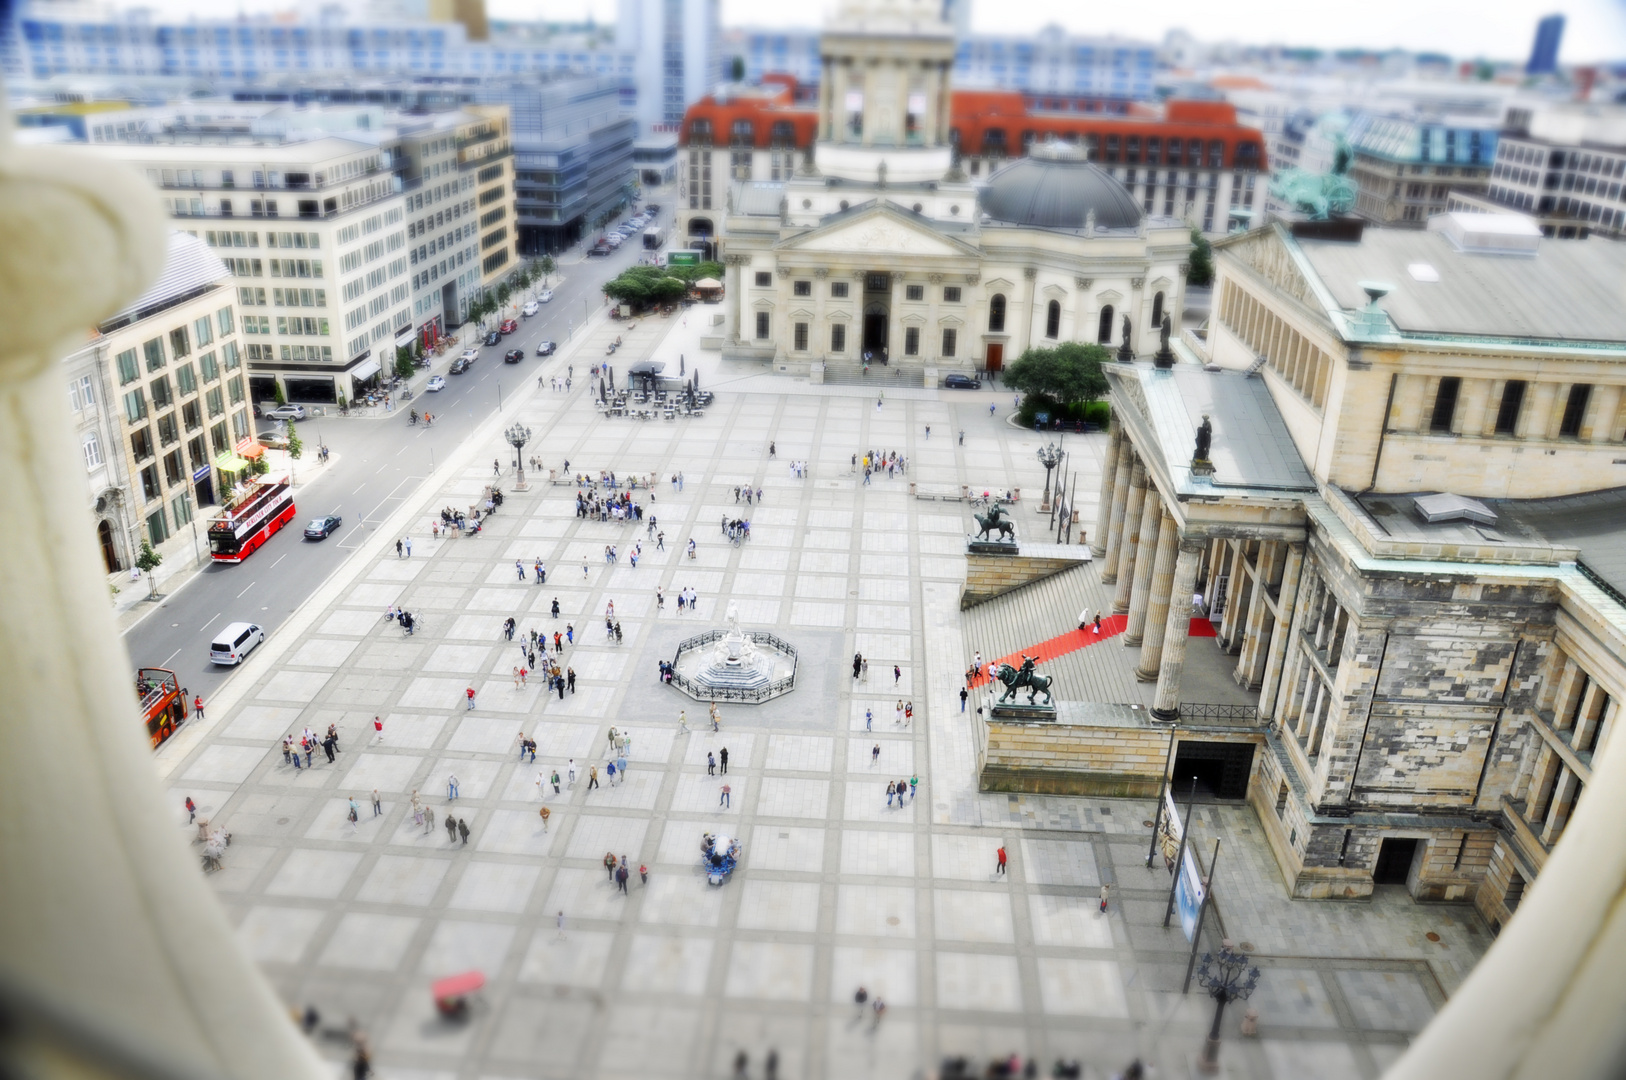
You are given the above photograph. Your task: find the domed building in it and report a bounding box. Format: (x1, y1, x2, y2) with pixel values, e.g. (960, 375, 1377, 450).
(710, 0, 1193, 378)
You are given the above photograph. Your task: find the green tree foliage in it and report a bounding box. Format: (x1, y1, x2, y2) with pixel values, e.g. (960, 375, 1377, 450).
(538, 255, 557, 282)
(135, 538, 162, 596)
(1005, 342, 1113, 427)
(250, 455, 270, 476)
(1187, 227, 1214, 287)
(730, 55, 746, 81)
(601, 261, 721, 309)
(395, 345, 417, 380)
(286, 419, 303, 461)
(273, 381, 287, 406)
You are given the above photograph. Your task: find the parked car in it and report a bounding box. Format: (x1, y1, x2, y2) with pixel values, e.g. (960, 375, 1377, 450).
(255, 428, 290, 450)
(303, 514, 343, 539)
(943, 373, 978, 389)
(483, 330, 502, 346)
(537, 289, 554, 303)
(535, 340, 557, 357)
(588, 244, 610, 257)
(645, 203, 660, 212)
(499, 319, 519, 335)
(521, 300, 540, 317)
(449, 357, 472, 374)
(503, 348, 525, 363)
(209, 622, 265, 666)
(264, 403, 305, 420)
(426, 375, 446, 392)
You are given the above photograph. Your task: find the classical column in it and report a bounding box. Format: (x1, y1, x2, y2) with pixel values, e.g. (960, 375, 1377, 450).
(724, 254, 748, 344)
(1257, 541, 1305, 720)
(1218, 541, 1248, 651)
(1123, 488, 1163, 644)
(1112, 463, 1148, 611)
(1271, 572, 1320, 726)
(1019, 266, 1038, 357)
(0, 129, 329, 1074)
(1100, 446, 1134, 584)
(1135, 508, 1181, 681)
(1235, 541, 1280, 688)
(1152, 537, 1206, 720)
(1092, 422, 1121, 557)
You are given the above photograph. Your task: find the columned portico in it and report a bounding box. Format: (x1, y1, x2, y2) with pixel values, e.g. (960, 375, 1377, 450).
(1092, 422, 1121, 557)
(1123, 485, 1164, 643)
(1112, 462, 1148, 612)
(1134, 508, 1181, 681)
(1100, 447, 1133, 584)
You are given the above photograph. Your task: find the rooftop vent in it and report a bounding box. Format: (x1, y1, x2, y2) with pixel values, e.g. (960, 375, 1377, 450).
(1428, 211, 1542, 255)
(1413, 492, 1498, 526)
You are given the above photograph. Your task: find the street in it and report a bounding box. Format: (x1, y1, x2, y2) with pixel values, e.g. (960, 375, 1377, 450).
(121, 201, 672, 697)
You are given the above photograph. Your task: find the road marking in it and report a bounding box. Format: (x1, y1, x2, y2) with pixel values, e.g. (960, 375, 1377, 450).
(270, 553, 288, 570)
(160, 648, 182, 668)
(376, 463, 388, 474)
(236, 581, 257, 598)
(353, 484, 367, 494)
(199, 612, 221, 632)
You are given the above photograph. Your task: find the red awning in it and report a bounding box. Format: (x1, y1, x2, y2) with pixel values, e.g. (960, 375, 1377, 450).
(432, 971, 485, 999)
(237, 442, 266, 460)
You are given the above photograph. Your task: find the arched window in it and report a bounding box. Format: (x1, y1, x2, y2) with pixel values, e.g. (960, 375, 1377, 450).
(1097, 304, 1114, 344)
(1045, 299, 1061, 339)
(988, 294, 1007, 332)
(1151, 291, 1164, 328)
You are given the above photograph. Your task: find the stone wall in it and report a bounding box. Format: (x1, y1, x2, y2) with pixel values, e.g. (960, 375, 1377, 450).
(962, 553, 1089, 610)
(980, 719, 1170, 797)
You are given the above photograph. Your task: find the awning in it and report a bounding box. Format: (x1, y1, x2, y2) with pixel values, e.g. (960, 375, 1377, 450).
(214, 453, 251, 473)
(394, 327, 416, 349)
(627, 360, 665, 376)
(349, 357, 381, 382)
(237, 442, 266, 461)
(693, 277, 722, 289)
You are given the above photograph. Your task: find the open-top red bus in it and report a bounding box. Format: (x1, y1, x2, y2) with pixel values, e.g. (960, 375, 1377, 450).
(137, 667, 190, 748)
(208, 474, 295, 563)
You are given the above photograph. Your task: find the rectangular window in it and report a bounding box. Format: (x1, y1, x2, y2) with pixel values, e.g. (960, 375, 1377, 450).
(145, 505, 169, 543)
(157, 413, 179, 447)
(162, 448, 184, 486)
(123, 388, 147, 424)
(143, 337, 166, 372)
(221, 342, 240, 370)
(905, 284, 924, 301)
(199, 351, 220, 382)
(794, 322, 809, 351)
(755, 272, 772, 287)
(116, 348, 140, 385)
(942, 328, 957, 357)
(193, 315, 213, 348)
(68, 374, 93, 411)
(1494, 380, 1526, 435)
(1560, 383, 1592, 437)
(231, 410, 250, 441)
(1430, 377, 1461, 433)
(793, 280, 811, 297)
(168, 326, 190, 359)
(943, 286, 961, 303)
(210, 421, 229, 456)
(182, 400, 202, 432)
(171, 490, 193, 529)
(904, 326, 920, 356)
(206, 387, 224, 418)
(217, 306, 235, 335)
(228, 376, 245, 404)
(130, 426, 154, 462)
(175, 363, 198, 395)
(83, 434, 103, 470)
(831, 281, 849, 298)
(149, 376, 173, 411)
(755, 311, 770, 340)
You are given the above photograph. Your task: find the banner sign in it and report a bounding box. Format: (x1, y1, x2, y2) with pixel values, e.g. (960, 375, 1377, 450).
(1175, 846, 1207, 941)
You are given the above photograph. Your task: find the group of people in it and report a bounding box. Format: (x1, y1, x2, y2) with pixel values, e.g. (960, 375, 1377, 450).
(576, 490, 645, 524)
(787, 460, 810, 478)
(722, 517, 751, 544)
(857, 449, 908, 484)
(657, 585, 702, 612)
(436, 506, 482, 536)
(281, 723, 342, 770)
(733, 485, 762, 505)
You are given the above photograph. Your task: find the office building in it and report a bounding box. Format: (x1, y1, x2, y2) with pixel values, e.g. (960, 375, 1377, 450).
(1526, 14, 1565, 77)
(616, 0, 723, 132)
(1346, 111, 1498, 227)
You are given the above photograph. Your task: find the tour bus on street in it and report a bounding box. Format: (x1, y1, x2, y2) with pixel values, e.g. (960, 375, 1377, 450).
(207, 474, 296, 563)
(136, 667, 189, 748)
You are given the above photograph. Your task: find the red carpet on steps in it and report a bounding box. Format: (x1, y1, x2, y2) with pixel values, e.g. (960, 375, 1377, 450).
(967, 617, 1217, 688)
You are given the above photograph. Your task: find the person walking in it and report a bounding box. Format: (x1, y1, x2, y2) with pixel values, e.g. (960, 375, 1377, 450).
(865, 707, 873, 731)
(886, 781, 896, 807)
(371, 789, 382, 816)
(707, 751, 716, 776)
(871, 743, 880, 765)
(347, 797, 360, 827)
(404, 537, 412, 557)
(1099, 883, 1111, 913)
(457, 818, 469, 845)
(854, 987, 868, 1020)
(587, 765, 599, 790)
(606, 760, 617, 786)
(551, 769, 561, 794)
(1094, 613, 1103, 634)
(552, 598, 561, 619)
(568, 759, 576, 785)
(996, 845, 1008, 875)
(719, 747, 729, 774)
(603, 851, 618, 882)
(184, 796, 196, 823)
(445, 812, 458, 842)
(909, 774, 918, 801)
(639, 863, 648, 885)
(871, 998, 886, 1029)
(1078, 606, 1091, 631)
(720, 783, 731, 808)
(960, 686, 968, 712)
(447, 774, 460, 800)
(374, 715, 383, 742)
(616, 863, 629, 894)
(465, 686, 477, 710)
(192, 696, 205, 720)
(678, 709, 688, 732)
(539, 805, 551, 831)
(396, 538, 403, 558)
(895, 700, 903, 727)
(904, 701, 913, 727)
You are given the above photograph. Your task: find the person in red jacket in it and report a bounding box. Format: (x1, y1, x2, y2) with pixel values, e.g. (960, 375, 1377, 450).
(192, 696, 205, 720)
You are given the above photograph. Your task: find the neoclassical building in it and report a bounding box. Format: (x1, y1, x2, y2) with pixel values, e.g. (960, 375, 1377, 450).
(707, 0, 1191, 380)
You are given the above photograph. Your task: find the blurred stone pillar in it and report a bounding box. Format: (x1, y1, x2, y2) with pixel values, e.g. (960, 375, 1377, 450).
(1100, 445, 1133, 584)
(1123, 488, 1163, 644)
(1092, 422, 1121, 558)
(1152, 537, 1206, 720)
(1135, 508, 1180, 681)
(1112, 461, 1148, 612)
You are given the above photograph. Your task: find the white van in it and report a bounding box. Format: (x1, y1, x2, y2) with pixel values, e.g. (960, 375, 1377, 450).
(209, 622, 265, 665)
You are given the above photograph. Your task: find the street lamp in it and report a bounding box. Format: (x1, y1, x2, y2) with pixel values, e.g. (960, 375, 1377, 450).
(1036, 442, 1063, 512)
(1195, 940, 1261, 1073)
(506, 422, 532, 491)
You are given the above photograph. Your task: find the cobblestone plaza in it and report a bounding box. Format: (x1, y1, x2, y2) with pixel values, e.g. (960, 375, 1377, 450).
(153, 316, 1491, 1079)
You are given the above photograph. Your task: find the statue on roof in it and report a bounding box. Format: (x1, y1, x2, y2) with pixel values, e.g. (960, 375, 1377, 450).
(1269, 132, 1357, 220)
(1194, 414, 1213, 465)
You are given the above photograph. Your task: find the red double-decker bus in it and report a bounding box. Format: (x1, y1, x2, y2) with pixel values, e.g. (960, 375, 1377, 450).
(137, 667, 190, 748)
(208, 474, 296, 563)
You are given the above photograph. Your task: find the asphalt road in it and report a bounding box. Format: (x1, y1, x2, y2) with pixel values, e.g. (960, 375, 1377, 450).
(122, 201, 672, 696)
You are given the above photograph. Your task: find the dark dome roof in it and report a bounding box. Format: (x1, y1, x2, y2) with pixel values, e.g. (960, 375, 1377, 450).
(979, 151, 1143, 231)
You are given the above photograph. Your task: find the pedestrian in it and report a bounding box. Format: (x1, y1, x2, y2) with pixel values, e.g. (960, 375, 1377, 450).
(720, 783, 731, 808)
(679, 709, 688, 732)
(904, 701, 913, 727)
(516, 560, 526, 581)
(396, 538, 403, 558)
(551, 769, 561, 794)
(960, 686, 968, 712)
(552, 598, 561, 619)
(861, 658, 869, 681)
(539, 805, 551, 831)
(282, 736, 292, 764)
(886, 781, 896, 807)
(184, 796, 196, 823)
(493, 458, 500, 477)
(865, 707, 873, 731)
(996, 845, 1007, 875)
(909, 774, 917, 801)
(606, 760, 616, 786)
(1099, 883, 1111, 913)
(871, 998, 886, 1029)
(604, 851, 618, 881)
(192, 695, 205, 720)
(639, 863, 648, 884)
(466, 686, 476, 710)
(959, 429, 965, 445)
(448, 774, 460, 800)
(1094, 613, 1103, 634)
(707, 751, 716, 776)
(348, 797, 360, 827)
(567, 668, 576, 693)
(871, 743, 880, 765)
(616, 863, 629, 893)
(567, 624, 575, 645)
(854, 986, 868, 1019)
(457, 818, 469, 845)
(568, 759, 576, 785)
(372, 789, 382, 816)
(1078, 606, 1091, 631)
(412, 791, 425, 830)
(974, 650, 984, 675)
(895, 700, 903, 726)
(445, 812, 458, 842)
(719, 746, 729, 774)
(404, 537, 412, 557)
(587, 765, 599, 790)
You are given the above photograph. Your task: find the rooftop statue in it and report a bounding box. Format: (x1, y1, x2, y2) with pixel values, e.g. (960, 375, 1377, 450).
(1269, 134, 1357, 220)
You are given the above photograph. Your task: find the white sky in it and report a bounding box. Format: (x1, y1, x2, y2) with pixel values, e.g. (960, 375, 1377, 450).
(114, 0, 1626, 63)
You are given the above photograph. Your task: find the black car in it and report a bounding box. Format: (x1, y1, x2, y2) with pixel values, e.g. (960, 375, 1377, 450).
(484, 330, 502, 346)
(303, 514, 342, 539)
(943, 373, 978, 389)
(449, 357, 472, 374)
(503, 348, 525, 363)
(536, 340, 557, 357)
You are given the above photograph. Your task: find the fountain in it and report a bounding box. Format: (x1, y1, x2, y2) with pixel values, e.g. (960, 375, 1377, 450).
(670, 601, 798, 703)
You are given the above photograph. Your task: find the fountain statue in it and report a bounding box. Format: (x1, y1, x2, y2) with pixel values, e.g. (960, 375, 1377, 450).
(669, 600, 799, 703)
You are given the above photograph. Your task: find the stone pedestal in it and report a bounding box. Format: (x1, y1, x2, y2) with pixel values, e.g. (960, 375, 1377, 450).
(991, 703, 1057, 722)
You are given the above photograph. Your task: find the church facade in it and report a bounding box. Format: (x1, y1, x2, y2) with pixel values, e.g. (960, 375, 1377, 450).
(702, 0, 1192, 381)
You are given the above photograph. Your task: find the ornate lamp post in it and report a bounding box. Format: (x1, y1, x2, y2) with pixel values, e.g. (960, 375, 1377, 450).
(505, 422, 532, 491)
(1036, 442, 1063, 512)
(1195, 940, 1261, 1073)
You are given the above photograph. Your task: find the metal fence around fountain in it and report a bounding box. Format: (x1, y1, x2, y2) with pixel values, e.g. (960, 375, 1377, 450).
(670, 629, 799, 703)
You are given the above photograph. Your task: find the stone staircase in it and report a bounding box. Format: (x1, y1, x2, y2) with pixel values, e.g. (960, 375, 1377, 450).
(819, 361, 925, 388)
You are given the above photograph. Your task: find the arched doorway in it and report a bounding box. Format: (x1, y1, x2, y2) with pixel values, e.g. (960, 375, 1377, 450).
(863, 302, 889, 359)
(97, 519, 120, 573)
(1097, 304, 1115, 344)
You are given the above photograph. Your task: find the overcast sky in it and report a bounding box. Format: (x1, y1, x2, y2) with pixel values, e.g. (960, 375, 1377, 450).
(129, 0, 1626, 63)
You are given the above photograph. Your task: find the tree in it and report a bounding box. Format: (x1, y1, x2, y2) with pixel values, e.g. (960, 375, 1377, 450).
(395, 345, 416, 381)
(273, 381, 287, 406)
(286, 419, 303, 461)
(135, 538, 161, 597)
(602, 264, 693, 309)
(1187, 227, 1214, 288)
(251, 455, 269, 476)
(538, 255, 557, 283)
(730, 55, 746, 82)
(1004, 342, 1111, 423)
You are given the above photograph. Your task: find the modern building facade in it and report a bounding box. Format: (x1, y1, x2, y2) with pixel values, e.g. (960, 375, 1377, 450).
(1447, 101, 1626, 239)
(1526, 13, 1565, 76)
(707, 0, 1190, 380)
(1346, 111, 1499, 227)
(616, 0, 723, 132)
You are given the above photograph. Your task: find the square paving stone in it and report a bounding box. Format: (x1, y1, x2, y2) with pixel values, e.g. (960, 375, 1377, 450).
(1027, 894, 1115, 949)
(448, 860, 542, 913)
(235, 905, 327, 964)
(318, 912, 420, 971)
(623, 933, 714, 996)
(1035, 957, 1129, 1017)
(519, 928, 614, 988)
(419, 920, 516, 977)
(356, 854, 452, 906)
(724, 941, 815, 1001)
(936, 952, 1023, 1012)
(839, 830, 916, 877)
(265, 849, 362, 899)
(828, 945, 919, 1007)
(835, 884, 916, 939)
(933, 889, 1016, 944)
(736, 880, 822, 933)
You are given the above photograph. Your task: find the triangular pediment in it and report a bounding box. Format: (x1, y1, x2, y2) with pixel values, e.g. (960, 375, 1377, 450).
(777, 202, 980, 260)
(1216, 226, 1322, 313)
